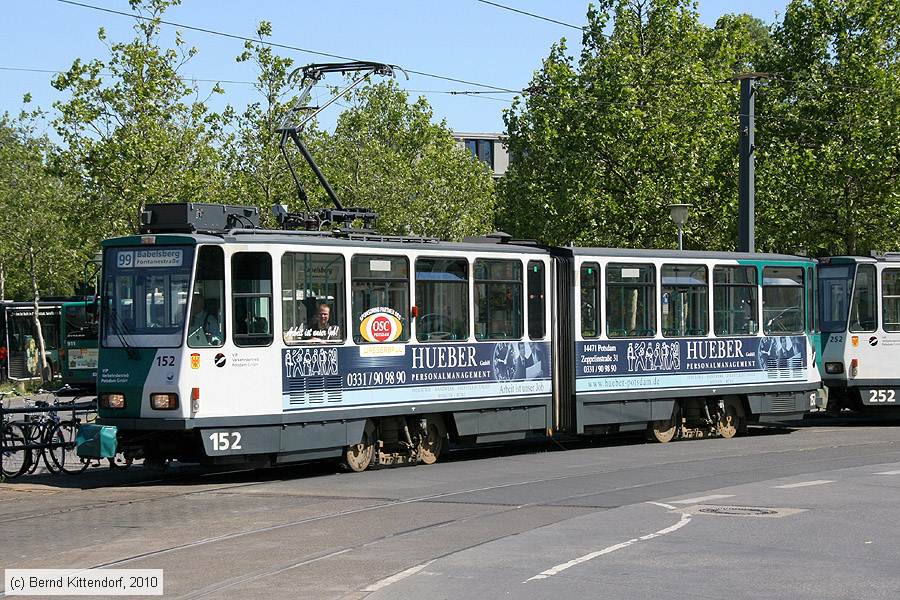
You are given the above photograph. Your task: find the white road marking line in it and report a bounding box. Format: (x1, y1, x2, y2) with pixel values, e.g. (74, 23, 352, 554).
(646, 501, 677, 510)
(670, 494, 735, 504)
(525, 513, 692, 583)
(363, 560, 435, 592)
(874, 470, 900, 475)
(773, 480, 835, 489)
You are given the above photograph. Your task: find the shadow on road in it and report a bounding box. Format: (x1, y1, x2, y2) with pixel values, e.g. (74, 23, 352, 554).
(1, 422, 813, 492)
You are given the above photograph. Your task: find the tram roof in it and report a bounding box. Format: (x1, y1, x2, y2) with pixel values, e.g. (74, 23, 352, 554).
(103, 231, 555, 256)
(820, 254, 900, 264)
(103, 231, 813, 262)
(567, 247, 813, 262)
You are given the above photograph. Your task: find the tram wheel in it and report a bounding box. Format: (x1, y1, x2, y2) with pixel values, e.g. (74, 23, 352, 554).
(718, 404, 742, 439)
(418, 416, 446, 465)
(343, 419, 376, 473)
(648, 417, 678, 443)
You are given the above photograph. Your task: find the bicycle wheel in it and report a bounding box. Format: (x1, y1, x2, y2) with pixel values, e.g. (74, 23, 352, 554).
(26, 422, 43, 475)
(40, 423, 64, 474)
(47, 421, 89, 474)
(1, 422, 31, 479)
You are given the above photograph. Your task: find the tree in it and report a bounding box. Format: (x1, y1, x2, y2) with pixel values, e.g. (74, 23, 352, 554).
(498, 0, 772, 250)
(755, 0, 900, 256)
(51, 0, 229, 239)
(319, 80, 496, 240)
(0, 114, 83, 381)
(219, 21, 317, 219)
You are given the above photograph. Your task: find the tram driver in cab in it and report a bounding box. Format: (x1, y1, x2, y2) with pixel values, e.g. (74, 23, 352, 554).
(302, 302, 341, 342)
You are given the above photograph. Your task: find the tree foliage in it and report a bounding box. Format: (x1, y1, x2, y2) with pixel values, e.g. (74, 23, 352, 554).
(0, 114, 85, 300)
(755, 0, 900, 255)
(498, 0, 768, 249)
(320, 81, 495, 239)
(51, 0, 229, 238)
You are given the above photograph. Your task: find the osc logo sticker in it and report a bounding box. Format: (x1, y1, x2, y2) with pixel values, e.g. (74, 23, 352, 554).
(214, 353, 226, 368)
(359, 307, 403, 343)
(869, 337, 879, 347)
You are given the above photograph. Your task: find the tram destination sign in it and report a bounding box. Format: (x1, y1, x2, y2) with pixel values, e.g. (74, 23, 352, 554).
(114, 248, 184, 269)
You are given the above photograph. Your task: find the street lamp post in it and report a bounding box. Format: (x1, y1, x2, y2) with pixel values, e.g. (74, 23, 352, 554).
(668, 203, 692, 250)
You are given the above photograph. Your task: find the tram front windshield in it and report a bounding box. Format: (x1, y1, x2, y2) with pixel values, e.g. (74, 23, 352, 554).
(818, 264, 855, 332)
(102, 246, 194, 348)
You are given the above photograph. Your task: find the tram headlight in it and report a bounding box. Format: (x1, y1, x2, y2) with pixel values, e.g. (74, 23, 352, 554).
(100, 393, 126, 409)
(824, 362, 844, 375)
(150, 393, 179, 410)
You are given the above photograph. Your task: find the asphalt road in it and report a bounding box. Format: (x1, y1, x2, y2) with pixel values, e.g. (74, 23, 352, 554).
(2, 415, 900, 599)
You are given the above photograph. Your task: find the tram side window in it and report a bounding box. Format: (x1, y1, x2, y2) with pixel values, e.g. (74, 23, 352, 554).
(232, 252, 273, 347)
(762, 266, 805, 335)
(661, 264, 708, 337)
(849, 264, 877, 333)
(713, 266, 758, 335)
(474, 259, 523, 340)
(352, 255, 410, 344)
(282, 252, 345, 344)
(188, 246, 225, 348)
(606, 264, 656, 338)
(580, 263, 600, 338)
(415, 257, 468, 342)
(882, 269, 900, 332)
(528, 261, 546, 339)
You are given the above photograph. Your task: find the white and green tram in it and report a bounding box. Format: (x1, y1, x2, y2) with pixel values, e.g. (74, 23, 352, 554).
(819, 254, 900, 411)
(93, 204, 820, 469)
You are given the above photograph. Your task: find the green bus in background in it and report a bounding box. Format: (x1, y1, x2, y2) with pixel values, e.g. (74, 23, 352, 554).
(3, 302, 65, 382)
(59, 299, 99, 390)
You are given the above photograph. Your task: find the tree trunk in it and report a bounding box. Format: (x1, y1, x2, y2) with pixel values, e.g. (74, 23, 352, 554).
(0, 261, 5, 302)
(28, 247, 51, 384)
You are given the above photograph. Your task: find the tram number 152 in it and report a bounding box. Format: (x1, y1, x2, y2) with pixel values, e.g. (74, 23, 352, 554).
(866, 389, 897, 404)
(209, 431, 242, 451)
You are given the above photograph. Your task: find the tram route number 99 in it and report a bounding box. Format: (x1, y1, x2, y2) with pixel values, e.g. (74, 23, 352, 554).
(865, 389, 897, 404)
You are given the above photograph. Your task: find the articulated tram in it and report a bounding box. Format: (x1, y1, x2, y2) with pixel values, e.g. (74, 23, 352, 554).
(94, 204, 820, 470)
(818, 254, 900, 412)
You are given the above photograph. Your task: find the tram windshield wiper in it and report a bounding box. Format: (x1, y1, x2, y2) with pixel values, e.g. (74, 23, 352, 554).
(107, 306, 139, 360)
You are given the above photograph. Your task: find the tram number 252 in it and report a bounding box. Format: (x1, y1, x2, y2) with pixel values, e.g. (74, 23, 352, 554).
(866, 389, 897, 404)
(209, 431, 242, 451)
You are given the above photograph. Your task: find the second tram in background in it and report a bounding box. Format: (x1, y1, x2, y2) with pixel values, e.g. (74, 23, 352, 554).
(819, 254, 900, 412)
(91, 203, 820, 470)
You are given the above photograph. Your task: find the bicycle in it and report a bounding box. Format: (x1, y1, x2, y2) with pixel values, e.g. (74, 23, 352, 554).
(20, 398, 65, 475)
(35, 385, 91, 475)
(1, 390, 30, 479)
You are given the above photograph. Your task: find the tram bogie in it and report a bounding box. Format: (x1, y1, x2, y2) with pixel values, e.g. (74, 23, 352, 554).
(91, 204, 821, 471)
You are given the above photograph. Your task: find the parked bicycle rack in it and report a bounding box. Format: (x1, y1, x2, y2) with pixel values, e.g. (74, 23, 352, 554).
(0, 388, 102, 480)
